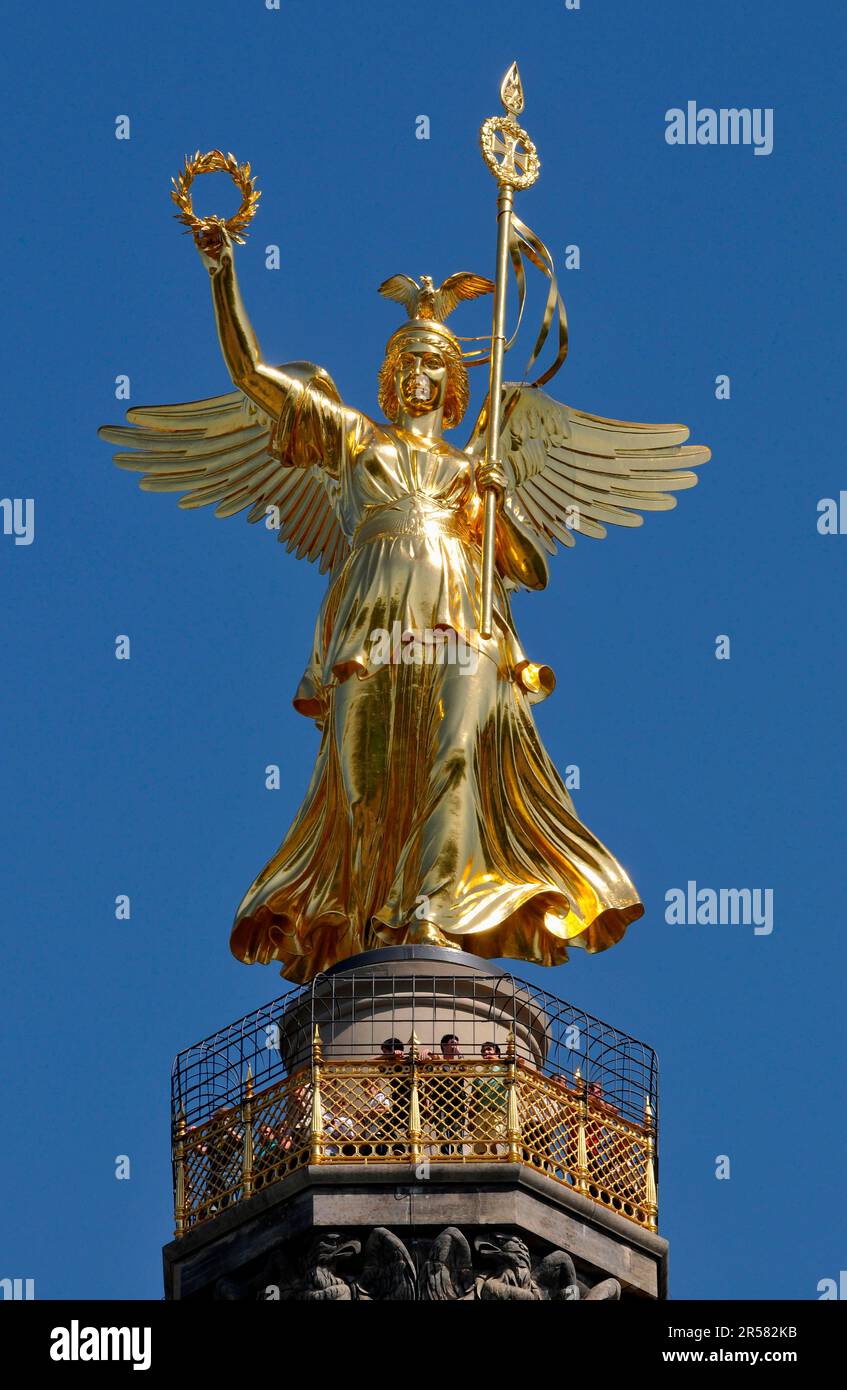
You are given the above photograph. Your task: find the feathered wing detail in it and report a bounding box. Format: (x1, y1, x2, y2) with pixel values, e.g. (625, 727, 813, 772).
(466, 382, 710, 555)
(420, 1227, 475, 1301)
(377, 274, 420, 315)
(433, 272, 496, 321)
(98, 373, 349, 577)
(357, 1227, 417, 1302)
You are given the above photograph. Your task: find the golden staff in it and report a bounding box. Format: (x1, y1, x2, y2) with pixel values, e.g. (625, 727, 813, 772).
(478, 64, 541, 639)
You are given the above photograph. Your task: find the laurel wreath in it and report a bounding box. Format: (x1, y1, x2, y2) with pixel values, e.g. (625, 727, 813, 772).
(479, 117, 540, 191)
(170, 149, 261, 246)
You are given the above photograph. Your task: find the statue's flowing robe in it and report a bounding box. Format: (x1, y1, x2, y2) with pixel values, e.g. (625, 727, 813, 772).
(230, 397, 643, 981)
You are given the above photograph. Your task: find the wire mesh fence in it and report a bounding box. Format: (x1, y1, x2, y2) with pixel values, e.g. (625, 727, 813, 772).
(171, 963, 659, 1236)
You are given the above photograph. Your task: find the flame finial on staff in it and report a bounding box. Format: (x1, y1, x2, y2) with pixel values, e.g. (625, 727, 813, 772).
(478, 63, 541, 638)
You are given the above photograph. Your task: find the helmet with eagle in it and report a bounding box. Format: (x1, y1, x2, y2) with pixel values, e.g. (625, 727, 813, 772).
(376, 272, 494, 429)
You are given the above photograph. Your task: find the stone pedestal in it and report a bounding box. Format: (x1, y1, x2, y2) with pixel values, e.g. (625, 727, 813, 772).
(163, 1161, 667, 1300)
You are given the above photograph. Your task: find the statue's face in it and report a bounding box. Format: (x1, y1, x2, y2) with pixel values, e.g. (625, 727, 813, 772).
(394, 343, 448, 417)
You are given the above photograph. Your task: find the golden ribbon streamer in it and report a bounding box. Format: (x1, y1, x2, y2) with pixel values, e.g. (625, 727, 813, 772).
(456, 215, 568, 389)
(508, 213, 569, 387)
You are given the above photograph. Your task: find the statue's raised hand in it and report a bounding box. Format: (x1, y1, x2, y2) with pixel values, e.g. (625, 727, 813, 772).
(171, 150, 259, 269)
(196, 220, 233, 273)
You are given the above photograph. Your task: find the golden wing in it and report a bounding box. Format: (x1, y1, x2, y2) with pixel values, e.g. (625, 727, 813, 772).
(98, 372, 349, 576)
(377, 275, 420, 314)
(433, 272, 495, 322)
(467, 383, 710, 553)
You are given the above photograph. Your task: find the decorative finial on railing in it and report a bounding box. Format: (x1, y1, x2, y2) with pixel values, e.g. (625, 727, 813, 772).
(242, 1065, 255, 1198)
(641, 1093, 658, 1229)
(310, 1026, 324, 1164)
(174, 1104, 188, 1239)
(407, 1032, 422, 1162)
(505, 1029, 521, 1161)
(576, 1070, 589, 1194)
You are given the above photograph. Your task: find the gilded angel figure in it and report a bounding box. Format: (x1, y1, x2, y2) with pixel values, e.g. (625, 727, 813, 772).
(100, 224, 709, 984)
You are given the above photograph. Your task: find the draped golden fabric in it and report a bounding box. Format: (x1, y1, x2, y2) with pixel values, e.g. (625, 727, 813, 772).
(230, 408, 643, 982)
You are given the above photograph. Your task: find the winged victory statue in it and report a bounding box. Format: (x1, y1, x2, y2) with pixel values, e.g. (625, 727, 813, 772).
(99, 78, 709, 985)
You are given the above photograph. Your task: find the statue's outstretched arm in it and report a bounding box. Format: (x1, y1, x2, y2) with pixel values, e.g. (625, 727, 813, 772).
(198, 228, 358, 463)
(204, 238, 290, 418)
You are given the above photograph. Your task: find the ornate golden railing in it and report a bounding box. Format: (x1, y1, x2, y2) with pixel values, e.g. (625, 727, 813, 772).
(173, 1034, 658, 1237)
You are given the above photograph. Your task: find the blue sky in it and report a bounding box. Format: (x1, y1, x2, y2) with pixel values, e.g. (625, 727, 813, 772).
(1, 0, 844, 1299)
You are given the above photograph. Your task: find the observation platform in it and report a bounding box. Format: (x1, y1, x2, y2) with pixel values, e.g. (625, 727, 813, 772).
(165, 949, 666, 1300)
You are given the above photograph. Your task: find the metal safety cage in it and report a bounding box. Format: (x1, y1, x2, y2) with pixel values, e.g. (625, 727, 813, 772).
(172, 967, 657, 1129)
(170, 966, 660, 1237)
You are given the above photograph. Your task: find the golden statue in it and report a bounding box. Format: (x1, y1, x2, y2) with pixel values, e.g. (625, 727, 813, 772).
(100, 72, 709, 984)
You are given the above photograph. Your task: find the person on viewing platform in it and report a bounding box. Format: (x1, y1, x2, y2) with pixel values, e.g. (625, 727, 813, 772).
(367, 1037, 411, 1155)
(470, 1041, 507, 1154)
(430, 1034, 466, 1153)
